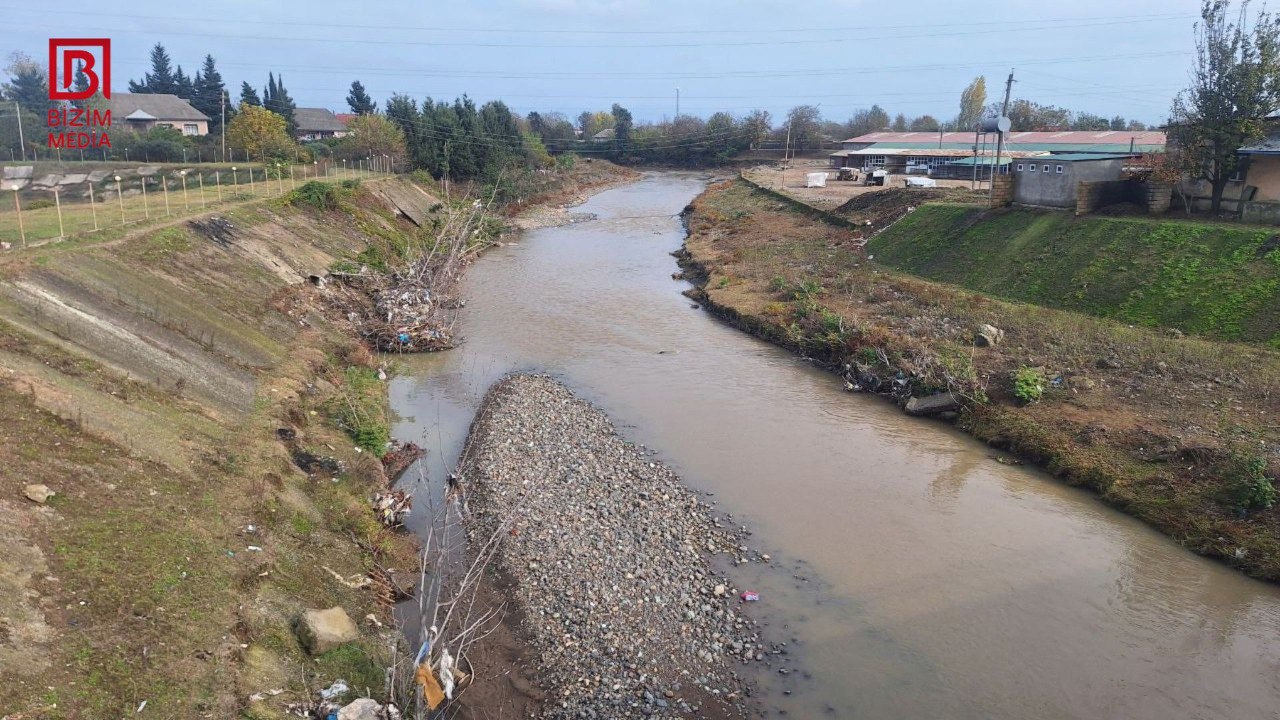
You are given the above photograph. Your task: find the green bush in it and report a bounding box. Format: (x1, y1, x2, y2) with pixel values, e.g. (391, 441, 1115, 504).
(331, 366, 389, 456)
(25, 198, 54, 210)
(1012, 366, 1045, 404)
(1227, 454, 1277, 511)
(289, 181, 343, 211)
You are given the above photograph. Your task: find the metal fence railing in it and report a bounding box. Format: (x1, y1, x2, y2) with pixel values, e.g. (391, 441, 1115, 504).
(1, 158, 393, 249)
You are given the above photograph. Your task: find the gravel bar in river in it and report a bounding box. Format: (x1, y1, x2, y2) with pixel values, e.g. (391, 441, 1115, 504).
(460, 374, 767, 719)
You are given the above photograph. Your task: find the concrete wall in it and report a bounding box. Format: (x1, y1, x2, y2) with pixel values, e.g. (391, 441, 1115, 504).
(1013, 158, 1123, 208)
(1245, 155, 1280, 202)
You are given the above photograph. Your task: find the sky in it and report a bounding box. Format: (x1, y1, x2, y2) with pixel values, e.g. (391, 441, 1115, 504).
(1, 0, 1202, 127)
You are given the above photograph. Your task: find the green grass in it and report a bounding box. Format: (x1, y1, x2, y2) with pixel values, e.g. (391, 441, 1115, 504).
(869, 204, 1280, 344)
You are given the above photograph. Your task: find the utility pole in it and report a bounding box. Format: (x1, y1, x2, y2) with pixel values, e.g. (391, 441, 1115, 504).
(220, 90, 227, 163)
(15, 103, 25, 161)
(989, 69, 1015, 205)
(675, 87, 680, 119)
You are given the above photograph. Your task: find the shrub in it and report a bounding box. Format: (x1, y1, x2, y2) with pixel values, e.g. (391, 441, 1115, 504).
(289, 181, 343, 211)
(770, 275, 788, 292)
(25, 198, 54, 210)
(341, 178, 361, 190)
(1227, 454, 1277, 511)
(331, 366, 389, 456)
(1012, 366, 1045, 404)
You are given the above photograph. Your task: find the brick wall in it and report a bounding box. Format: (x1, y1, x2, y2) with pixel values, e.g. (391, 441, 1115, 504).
(989, 174, 1013, 207)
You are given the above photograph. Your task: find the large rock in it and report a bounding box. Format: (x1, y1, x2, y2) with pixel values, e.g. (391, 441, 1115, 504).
(337, 698, 383, 720)
(296, 607, 358, 655)
(904, 393, 961, 416)
(974, 324, 1004, 347)
(24, 484, 54, 503)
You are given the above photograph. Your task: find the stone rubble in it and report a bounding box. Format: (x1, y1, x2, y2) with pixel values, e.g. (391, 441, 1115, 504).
(460, 374, 765, 719)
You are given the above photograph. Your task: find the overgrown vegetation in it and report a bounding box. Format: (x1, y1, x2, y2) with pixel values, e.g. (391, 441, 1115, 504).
(329, 365, 390, 456)
(869, 204, 1280, 344)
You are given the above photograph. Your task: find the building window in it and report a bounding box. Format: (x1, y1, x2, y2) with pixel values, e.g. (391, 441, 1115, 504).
(1017, 163, 1024, 171)
(1043, 164, 1050, 173)
(183, 123, 198, 136)
(1056, 165, 1063, 174)
(1030, 164, 1036, 172)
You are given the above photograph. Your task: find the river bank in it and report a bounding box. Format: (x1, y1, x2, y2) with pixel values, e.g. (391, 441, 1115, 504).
(680, 178, 1280, 581)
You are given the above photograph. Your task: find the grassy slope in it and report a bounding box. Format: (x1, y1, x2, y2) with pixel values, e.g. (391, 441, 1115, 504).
(868, 204, 1280, 345)
(0, 180, 436, 718)
(683, 179, 1280, 581)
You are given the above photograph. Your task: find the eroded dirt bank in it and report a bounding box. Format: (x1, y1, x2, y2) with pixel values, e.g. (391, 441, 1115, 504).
(456, 374, 763, 719)
(680, 178, 1280, 580)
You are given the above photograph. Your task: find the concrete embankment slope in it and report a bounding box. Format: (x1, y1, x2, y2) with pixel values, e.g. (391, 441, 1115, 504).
(869, 203, 1280, 345)
(681, 178, 1280, 582)
(0, 178, 443, 717)
(458, 374, 763, 719)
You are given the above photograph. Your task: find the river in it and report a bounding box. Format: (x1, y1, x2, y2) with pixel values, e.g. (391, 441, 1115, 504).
(390, 172, 1280, 719)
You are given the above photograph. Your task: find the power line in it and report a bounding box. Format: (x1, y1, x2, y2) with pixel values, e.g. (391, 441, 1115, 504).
(5, 8, 1196, 36)
(1, 16, 1193, 50)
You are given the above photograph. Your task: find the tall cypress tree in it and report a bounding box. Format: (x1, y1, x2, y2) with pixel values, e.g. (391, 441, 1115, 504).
(263, 73, 297, 134)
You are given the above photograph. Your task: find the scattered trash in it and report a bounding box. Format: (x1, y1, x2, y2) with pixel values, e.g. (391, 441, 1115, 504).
(416, 657, 446, 710)
(381, 441, 425, 481)
(318, 679, 350, 701)
(438, 648, 456, 700)
(247, 687, 285, 702)
(1, 241, 11, 251)
(372, 490, 412, 528)
(741, 591, 760, 602)
(321, 565, 372, 590)
(246, 545, 263, 552)
(23, 484, 55, 504)
(291, 448, 344, 476)
(136, 700, 147, 713)
(188, 216, 236, 247)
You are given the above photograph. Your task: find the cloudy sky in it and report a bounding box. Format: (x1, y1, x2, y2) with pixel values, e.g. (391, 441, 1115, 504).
(3, 0, 1201, 125)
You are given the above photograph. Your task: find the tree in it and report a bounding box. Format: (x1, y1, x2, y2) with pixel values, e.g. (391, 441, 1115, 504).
(1003, 99, 1072, 130)
(1072, 112, 1111, 130)
(785, 104, 823, 150)
(611, 103, 634, 146)
(174, 65, 194, 99)
(846, 105, 890, 137)
(2, 52, 53, 114)
(346, 81, 377, 115)
(263, 73, 298, 134)
(742, 109, 771, 149)
(909, 114, 941, 131)
(337, 114, 407, 164)
(239, 81, 261, 107)
(192, 55, 230, 128)
(1170, 0, 1280, 212)
(957, 75, 987, 130)
(129, 43, 177, 94)
(891, 113, 908, 131)
(226, 104, 294, 160)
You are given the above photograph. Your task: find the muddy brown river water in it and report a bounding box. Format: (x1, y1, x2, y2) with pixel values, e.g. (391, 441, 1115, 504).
(391, 173, 1280, 719)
